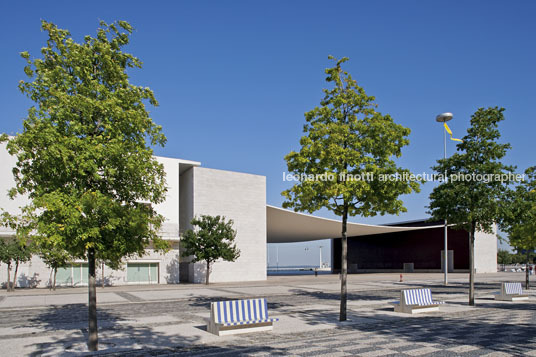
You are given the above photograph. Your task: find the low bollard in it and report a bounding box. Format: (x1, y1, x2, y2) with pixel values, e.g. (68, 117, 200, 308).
(399, 273, 403, 282)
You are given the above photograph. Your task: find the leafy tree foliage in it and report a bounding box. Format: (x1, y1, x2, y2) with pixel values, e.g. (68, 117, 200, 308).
(283, 56, 420, 321)
(2, 20, 168, 350)
(181, 215, 240, 285)
(497, 249, 512, 267)
(38, 240, 72, 290)
(501, 166, 536, 288)
(0, 213, 34, 292)
(429, 107, 513, 305)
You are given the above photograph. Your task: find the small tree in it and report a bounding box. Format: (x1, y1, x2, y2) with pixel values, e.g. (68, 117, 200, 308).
(3, 20, 169, 351)
(497, 249, 511, 271)
(429, 107, 513, 306)
(0, 212, 34, 291)
(0, 239, 33, 291)
(181, 215, 240, 284)
(38, 241, 72, 290)
(283, 56, 420, 321)
(501, 166, 536, 289)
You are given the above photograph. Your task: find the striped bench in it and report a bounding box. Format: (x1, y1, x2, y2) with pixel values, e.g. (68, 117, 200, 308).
(495, 282, 529, 301)
(391, 288, 444, 314)
(207, 298, 279, 336)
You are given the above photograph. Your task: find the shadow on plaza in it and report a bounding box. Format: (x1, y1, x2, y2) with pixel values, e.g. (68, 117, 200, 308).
(26, 303, 205, 356)
(281, 289, 536, 355)
(187, 295, 291, 311)
(288, 288, 399, 302)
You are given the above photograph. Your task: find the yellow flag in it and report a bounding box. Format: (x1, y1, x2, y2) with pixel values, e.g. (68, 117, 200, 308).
(444, 123, 463, 142)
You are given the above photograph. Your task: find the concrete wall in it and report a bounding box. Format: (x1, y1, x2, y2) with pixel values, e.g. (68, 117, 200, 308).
(0, 244, 181, 288)
(474, 225, 498, 273)
(154, 156, 180, 240)
(0, 143, 185, 287)
(1, 140, 268, 287)
(188, 167, 266, 283)
(0, 141, 31, 237)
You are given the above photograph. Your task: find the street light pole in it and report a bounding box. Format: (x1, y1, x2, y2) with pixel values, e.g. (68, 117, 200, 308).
(436, 112, 453, 286)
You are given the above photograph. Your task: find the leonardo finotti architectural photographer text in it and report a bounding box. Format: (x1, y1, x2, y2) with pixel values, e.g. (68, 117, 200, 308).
(282, 172, 525, 183)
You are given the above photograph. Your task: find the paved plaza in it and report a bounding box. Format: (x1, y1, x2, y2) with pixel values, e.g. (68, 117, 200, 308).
(0, 272, 535, 356)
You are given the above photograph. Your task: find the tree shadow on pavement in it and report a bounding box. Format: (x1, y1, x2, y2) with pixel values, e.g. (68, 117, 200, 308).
(26, 303, 204, 356)
(276, 288, 536, 355)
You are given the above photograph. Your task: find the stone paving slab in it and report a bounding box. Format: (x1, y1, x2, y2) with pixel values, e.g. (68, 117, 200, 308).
(0, 274, 534, 356)
(127, 287, 241, 301)
(0, 291, 127, 308)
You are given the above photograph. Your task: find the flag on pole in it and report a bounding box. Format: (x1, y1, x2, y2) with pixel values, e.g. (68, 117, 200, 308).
(444, 123, 463, 142)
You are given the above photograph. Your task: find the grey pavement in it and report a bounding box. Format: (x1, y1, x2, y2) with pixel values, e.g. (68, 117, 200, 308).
(0, 272, 535, 356)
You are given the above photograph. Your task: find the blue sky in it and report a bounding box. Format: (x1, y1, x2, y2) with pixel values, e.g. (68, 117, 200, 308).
(1, 1, 534, 266)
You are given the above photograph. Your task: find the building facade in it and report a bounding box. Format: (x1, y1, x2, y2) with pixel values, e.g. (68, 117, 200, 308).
(0, 141, 497, 289)
(0, 142, 267, 287)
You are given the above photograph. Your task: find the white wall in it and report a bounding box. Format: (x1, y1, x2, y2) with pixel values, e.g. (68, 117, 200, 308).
(474, 225, 498, 273)
(189, 167, 266, 283)
(0, 141, 31, 236)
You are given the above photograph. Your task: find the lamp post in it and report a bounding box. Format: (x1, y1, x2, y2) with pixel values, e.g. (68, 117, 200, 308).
(436, 112, 453, 285)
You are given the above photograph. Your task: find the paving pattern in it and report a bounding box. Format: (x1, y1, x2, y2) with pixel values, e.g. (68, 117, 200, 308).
(1, 275, 534, 356)
(95, 301, 536, 356)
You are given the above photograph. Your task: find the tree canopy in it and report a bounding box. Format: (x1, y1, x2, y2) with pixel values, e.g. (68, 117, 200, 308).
(181, 215, 240, 284)
(2, 20, 169, 350)
(428, 107, 514, 305)
(283, 56, 420, 218)
(501, 166, 536, 288)
(283, 56, 419, 320)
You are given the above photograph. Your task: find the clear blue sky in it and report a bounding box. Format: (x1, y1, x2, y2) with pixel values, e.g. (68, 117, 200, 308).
(1, 1, 534, 265)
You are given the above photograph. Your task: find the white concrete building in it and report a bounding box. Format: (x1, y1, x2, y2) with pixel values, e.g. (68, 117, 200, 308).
(0, 141, 497, 289)
(0, 142, 266, 287)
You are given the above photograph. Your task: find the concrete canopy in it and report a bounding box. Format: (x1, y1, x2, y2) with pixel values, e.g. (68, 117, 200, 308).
(267, 205, 442, 243)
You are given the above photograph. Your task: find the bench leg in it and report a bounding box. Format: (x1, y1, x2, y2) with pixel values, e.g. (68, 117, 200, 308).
(217, 323, 274, 336)
(495, 295, 529, 301)
(207, 322, 274, 336)
(394, 304, 440, 314)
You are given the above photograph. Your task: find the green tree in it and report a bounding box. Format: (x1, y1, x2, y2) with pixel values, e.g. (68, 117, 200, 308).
(501, 166, 536, 289)
(2, 20, 169, 351)
(0, 212, 34, 291)
(181, 215, 240, 285)
(496, 249, 511, 270)
(38, 240, 72, 290)
(282, 56, 420, 321)
(428, 107, 513, 306)
(0, 238, 33, 291)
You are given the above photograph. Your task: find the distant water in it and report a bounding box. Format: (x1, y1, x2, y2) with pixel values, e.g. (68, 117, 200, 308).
(267, 265, 331, 276)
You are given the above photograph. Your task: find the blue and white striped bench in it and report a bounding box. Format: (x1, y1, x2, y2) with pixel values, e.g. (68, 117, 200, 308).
(207, 298, 279, 336)
(495, 282, 529, 301)
(391, 288, 444, 314)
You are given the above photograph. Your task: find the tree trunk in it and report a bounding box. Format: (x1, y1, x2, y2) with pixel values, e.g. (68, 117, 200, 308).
(6, 262, 11, 292)
(12, 260, 20, 292)
(339, 205, 348, 321)
(88, 248, 98, 351)
(205, 260, 210, 285)
(53, 267, 57, 291)
(526, 250, 530, 290)
(102, 261, 105, 288)
(469, 223, 475, 306)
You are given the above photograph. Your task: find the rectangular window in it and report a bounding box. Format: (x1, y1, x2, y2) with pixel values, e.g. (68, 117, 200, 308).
(127, 262, 159, 284)
(55, 263, 89, 286)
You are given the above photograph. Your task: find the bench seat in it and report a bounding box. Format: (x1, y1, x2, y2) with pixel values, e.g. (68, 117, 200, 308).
(391, 288, 444, 314)
(495, 282, 529, 301)
(207, 298, 279, 336)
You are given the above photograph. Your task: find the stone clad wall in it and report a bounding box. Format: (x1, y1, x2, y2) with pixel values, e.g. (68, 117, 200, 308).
(189, 167, 267, 283)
